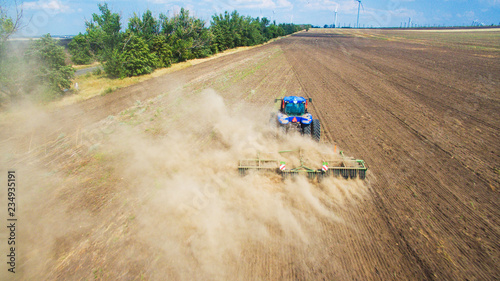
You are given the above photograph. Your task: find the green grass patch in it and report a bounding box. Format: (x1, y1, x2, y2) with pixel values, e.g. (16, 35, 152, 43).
(101, 87, 114, 96)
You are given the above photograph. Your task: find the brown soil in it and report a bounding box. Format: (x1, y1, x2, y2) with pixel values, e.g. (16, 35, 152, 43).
(1, 29, 498, 280)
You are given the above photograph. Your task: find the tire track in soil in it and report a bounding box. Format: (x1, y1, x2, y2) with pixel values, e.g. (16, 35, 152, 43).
(305, 45, 500, 215)
(280, 40, 334, 144)
(341, 45, 500, 186)
(334, 35, 498, 279)
(282, 42, 425, 278)
(310, 37, 500, 223)
(280, 41, 419, 279)
(277, 30, 499, 280)
(279, 37, 427, 280)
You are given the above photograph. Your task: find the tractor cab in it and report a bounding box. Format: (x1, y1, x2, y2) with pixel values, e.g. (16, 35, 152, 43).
(273, 95, 320, 141)
(279, 96, 310, 116)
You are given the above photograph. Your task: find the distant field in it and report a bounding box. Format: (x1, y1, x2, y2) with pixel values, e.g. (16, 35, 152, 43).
(355, 28, 500, 51)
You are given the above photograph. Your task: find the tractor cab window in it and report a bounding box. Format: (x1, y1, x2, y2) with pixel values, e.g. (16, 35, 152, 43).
(284, 102, 305, 116)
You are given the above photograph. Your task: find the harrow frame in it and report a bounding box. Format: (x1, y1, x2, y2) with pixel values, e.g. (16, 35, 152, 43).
(238, 150, 367, 180)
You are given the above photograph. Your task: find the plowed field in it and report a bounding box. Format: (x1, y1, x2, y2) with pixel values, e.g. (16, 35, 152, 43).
(1, 28, 498, 280)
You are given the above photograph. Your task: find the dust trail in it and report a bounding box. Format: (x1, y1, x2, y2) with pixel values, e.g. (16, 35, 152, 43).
(105, 89, 369, 279)
(0, 89, 369, 280)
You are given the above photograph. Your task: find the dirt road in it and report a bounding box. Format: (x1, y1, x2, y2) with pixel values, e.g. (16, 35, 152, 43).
(1, 29, 498, 280)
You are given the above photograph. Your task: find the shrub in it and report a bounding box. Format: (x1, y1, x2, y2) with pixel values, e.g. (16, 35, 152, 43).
(68, 33, 93, 65)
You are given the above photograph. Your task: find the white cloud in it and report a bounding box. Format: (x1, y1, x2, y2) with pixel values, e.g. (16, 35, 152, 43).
(147, 0, 174, 4)
(24, 0, 73, 14)
(224, 0, 293, 9)
(385, 7, 415, 18)
(277, 0, 293, 8)
(481, 0, 500, 6)
(300, 0, 361, 13)
(147, 0, 293, 17)
(457, 10, 475, 18)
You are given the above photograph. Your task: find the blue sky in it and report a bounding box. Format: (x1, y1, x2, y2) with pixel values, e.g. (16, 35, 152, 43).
(6, 0, 500, 36)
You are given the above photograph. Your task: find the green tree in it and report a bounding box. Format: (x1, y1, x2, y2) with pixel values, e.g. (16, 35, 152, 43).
(0, 12, 14, 50)
(211, 11, 232, 51)
(149, 35, 172, 68)
(68, 33, 93, 64)
(260, 17, 270, 38)
(266, 24, 279, 40)
(25, 34, 75, 100)
(127, 10, 170, 69)
(103, 48, 125, 78)
(0, 1, 22, 52)
(211, 12, 278, 50)
(85, 3, 121, 62)
(160, 8, 212, 62)
(121, 33, 156, 77)
(128, 10, 159, 41)
(279, 23, 306, 35)
(277, 26, 286, 37)
(246, 18, 265, 45)
(211, 11, 249, 51)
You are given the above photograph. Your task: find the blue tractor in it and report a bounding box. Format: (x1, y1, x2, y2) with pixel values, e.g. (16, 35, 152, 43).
(274, 96, 321, 142)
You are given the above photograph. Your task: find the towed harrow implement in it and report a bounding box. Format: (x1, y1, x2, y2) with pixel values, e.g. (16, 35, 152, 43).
(238, 150, 367, 180)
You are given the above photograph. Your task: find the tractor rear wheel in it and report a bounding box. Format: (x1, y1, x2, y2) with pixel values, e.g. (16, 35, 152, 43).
(312, 119, 321, 142)
(302, 123, 311, 136)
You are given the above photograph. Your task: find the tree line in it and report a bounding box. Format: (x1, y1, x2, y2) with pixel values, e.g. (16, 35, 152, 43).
(0, 2, 309, 105)
(69, 4, 310, 78)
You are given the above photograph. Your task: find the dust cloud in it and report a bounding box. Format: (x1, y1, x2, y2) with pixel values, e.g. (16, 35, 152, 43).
(0, 89, 369, 280)
(107, 89, 369, 279)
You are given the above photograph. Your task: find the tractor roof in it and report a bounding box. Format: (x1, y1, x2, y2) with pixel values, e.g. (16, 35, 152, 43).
(283, 96, 307, 103)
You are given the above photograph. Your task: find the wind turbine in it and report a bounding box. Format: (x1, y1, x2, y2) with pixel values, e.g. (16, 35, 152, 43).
(355, 0, 363, 28)
(334, 5, 338, 28)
